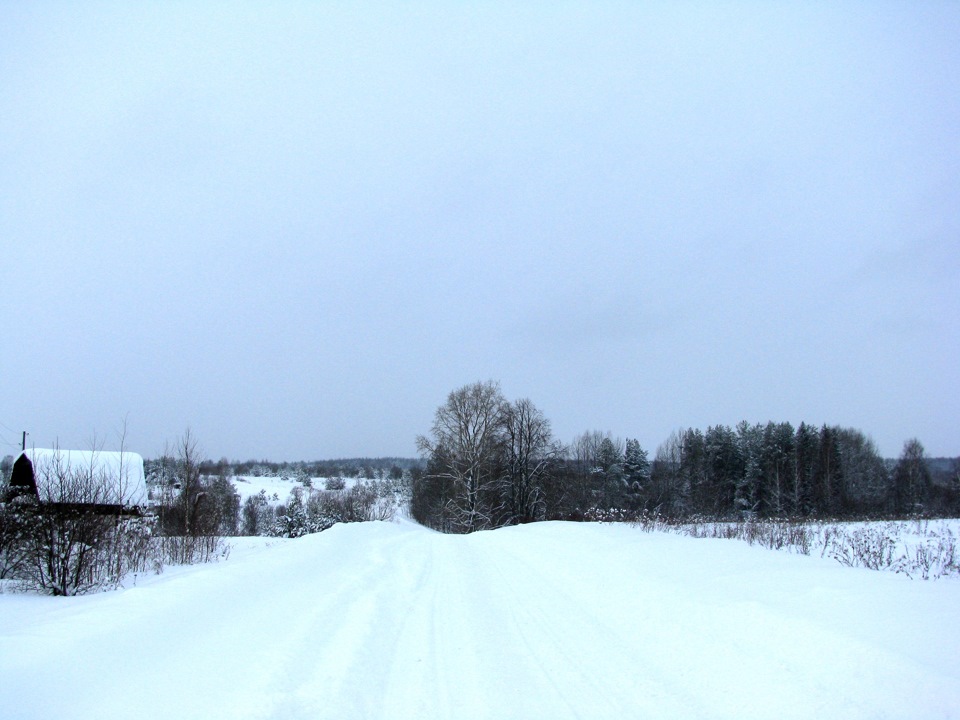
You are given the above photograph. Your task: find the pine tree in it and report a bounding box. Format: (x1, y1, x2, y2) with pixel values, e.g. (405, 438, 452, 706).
(735, 422, 762, 517)
(759, 422, 794, 517)
(623, 439, 651, 511)
(681, 428, 708, 515)
(596, 437, 625, 508)
(793, 422, 818, 516)
(813, 425, 844, 516)
(706, 425, 743, 516)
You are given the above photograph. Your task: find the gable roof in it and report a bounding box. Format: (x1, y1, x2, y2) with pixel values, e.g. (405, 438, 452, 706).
(22, 448, 147, 507)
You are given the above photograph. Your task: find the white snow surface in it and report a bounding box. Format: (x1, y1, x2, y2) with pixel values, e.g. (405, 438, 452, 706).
(1, 520, 958, 719)
(230, 475, 357, 505)
(231, 474, 302, 504)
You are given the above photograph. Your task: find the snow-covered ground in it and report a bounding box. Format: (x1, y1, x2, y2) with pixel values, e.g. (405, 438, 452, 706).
(230, 473, 304, 505)
(1, 520, 958, 719)
(230, 474, 359, 505)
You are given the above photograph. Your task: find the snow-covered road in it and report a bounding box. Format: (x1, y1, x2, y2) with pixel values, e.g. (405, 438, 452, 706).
(1, 520, 958, 719)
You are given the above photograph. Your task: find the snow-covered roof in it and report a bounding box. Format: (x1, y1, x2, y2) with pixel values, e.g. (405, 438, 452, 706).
(24, 448, 147, 507)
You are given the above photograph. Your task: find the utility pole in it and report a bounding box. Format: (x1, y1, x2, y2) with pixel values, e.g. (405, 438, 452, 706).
(21, 431, 27, 452)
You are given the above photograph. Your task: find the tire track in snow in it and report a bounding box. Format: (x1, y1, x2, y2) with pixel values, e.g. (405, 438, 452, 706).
(3, 521, 959, 720)
(258, 524, 435, 720)
(378, 530, 700, 719)
(461, 535, 707, 719)
(379, 532, 492, 720)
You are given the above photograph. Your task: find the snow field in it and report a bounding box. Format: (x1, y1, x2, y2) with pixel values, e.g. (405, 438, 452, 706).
(1, 520, 958, 719)
(229, 474, 377, 506)
(230, 475, 324, 505)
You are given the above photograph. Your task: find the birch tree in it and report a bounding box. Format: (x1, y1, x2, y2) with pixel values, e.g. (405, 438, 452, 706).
(503, 398, 560, 524)
(416, 381, 509, 533)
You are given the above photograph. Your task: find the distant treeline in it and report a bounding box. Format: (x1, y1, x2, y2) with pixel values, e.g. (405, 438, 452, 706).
(412, 382, 960, 533)
(144, 457, 424, 482)
(640, 425, 956, 520)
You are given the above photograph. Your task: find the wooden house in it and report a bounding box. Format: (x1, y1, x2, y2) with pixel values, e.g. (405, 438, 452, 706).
(5, 448, 147, 515)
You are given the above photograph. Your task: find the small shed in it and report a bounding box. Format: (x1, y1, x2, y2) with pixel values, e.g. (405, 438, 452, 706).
(6, 448, 147, 513)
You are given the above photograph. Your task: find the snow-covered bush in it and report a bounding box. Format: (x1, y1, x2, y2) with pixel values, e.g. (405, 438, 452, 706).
(315, 482, 394, 524)
(583, 508, 635, 523)
(267, 482, 396, 539)
(324, 476, 346, 491)
(271, 487, 335, 538)
(241, 490, 276, 536)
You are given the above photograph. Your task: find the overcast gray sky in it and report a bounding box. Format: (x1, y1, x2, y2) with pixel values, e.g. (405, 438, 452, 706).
(2, 2, 958, 461)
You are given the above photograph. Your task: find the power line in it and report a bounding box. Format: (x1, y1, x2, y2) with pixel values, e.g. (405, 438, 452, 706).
(0, 422, 26, 453)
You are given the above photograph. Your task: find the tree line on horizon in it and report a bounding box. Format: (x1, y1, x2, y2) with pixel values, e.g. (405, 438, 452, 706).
(412, 381, 960, 533)
(192, 457, 420, 483)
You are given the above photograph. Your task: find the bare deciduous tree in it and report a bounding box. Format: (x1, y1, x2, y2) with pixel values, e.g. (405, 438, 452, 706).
(503, 398, 560, 524)
(156, 429, 224, 564)
(892, 438, 932, 515)
(416, 381, 509, 533)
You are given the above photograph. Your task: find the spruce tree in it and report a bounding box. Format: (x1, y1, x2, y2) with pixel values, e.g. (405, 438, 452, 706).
(623, 439, 651, 511)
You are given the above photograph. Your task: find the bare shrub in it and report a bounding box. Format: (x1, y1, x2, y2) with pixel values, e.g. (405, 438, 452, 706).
(152, 431, 228, 565)
(0, 503, 31, 580)
(154, 533, 226, 566)
(13, 505, 159, 596)
(896, 530, 957, 580)
(827, 525, 899, 571)
(311, 482, 395, 525)
(628, 513, 960, 581)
